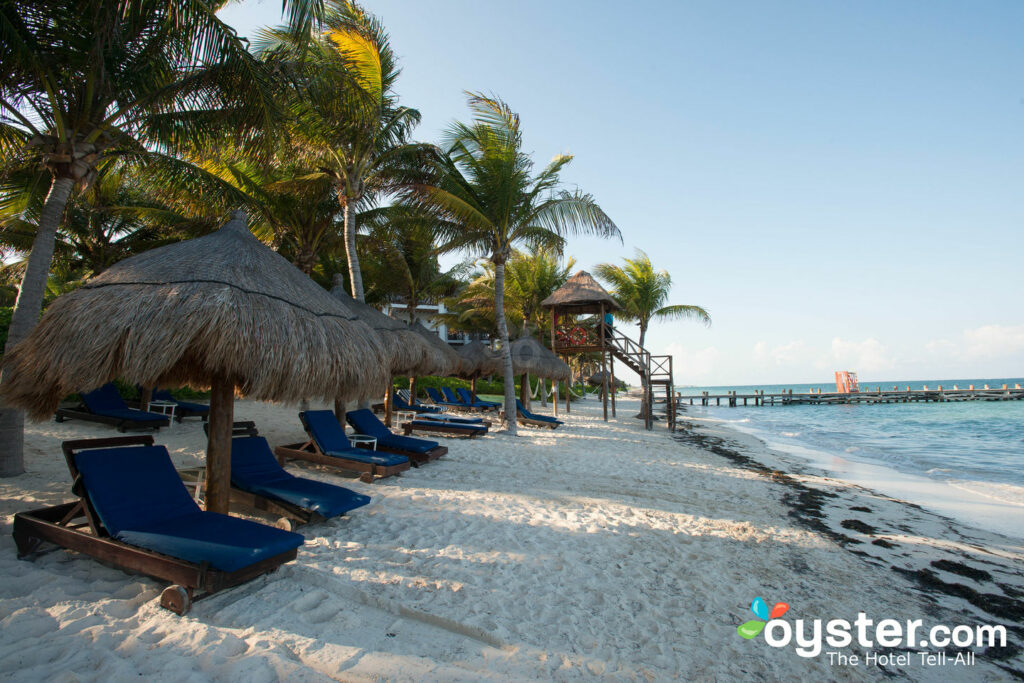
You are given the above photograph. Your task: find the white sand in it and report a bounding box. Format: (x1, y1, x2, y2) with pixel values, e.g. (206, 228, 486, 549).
(1, 396, 1021, 681)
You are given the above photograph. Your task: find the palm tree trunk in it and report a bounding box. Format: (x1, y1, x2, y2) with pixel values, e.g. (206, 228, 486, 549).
(638, 321, 650, 422)
(342, 200, 365, 301)
(494, 260, 517, 435)
(0, 175, 75, 477)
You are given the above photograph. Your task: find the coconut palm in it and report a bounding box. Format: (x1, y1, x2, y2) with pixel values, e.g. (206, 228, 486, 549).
(595, 249, 710, 349)
(258, 1, 430, 301)
(409, 94, 620, 435)
(0, 0, 278, 476)
(596, 249, 710, 419)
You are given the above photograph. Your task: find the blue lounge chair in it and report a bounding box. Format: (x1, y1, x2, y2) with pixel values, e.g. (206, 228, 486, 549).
(151, 389, 210, 422)
(274, 410, 411, 482)
(515, 399, 563, 429)
(12, 435, 304, 615)
(402, 413, 489, 439)
(231, 435, 370, 523)
(56, 383, 170, 431)
(345, 409, 447, 464)
(425, 387, 463, 408)
(456, 387, 500, 410)
(393, 392, 444, 414)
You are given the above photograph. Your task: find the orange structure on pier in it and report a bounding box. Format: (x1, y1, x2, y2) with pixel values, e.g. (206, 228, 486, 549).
(835, 371, 859, 393)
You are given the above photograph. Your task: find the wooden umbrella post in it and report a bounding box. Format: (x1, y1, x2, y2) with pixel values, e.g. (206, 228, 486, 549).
(550, 314, 559, 416)
(609, 354, 616, 417)
(205, 374, 235, 514)
(520, 373, 529, 410)
(599, 303, 608, 421)
(384, 383, 393, 427)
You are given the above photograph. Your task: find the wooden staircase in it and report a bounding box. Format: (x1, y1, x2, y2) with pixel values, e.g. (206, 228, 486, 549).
(598, 322, 675, 431)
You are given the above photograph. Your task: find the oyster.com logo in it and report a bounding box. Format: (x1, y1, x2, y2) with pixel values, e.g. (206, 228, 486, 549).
(737, 597, 789, 640)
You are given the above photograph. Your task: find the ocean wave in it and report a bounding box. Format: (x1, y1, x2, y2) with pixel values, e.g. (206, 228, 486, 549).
(780, 431, 801, 437)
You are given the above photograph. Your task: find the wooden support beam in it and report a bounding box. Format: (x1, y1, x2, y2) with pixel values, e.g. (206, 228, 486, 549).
(205, 374, 235, 515)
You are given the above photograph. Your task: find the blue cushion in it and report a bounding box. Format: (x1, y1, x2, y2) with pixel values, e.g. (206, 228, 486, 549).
(412, 420, 487, 432)
(119, 511, 303, 572)
(231, 437, 370, 518)
(302, 410, 352, 452)
(150, 390, 209, 415)
(457, 388, 499, 407)
(516, 400, 563, 424)
(73, 444, 303, 572)
(415, 413, 483, 424)
(425, 388, 460, 406)
(81, 384, 167, 423)
(393, 394, 442, 413)
(81, 383, 127, 413)
(346, 410, 440, 454)
(442, 387, 466, 405)
(324, 448, 409, 467)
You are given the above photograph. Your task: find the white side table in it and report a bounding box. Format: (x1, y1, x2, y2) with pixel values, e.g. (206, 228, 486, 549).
(393, 410, 417, 426)
(348, 434, 377, 451)
(148, 400, 177, 426)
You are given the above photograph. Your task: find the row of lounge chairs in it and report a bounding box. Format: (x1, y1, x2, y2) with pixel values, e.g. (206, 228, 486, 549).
(14, 408, 460, 615)
(395, 387, 563, 430)
(18, 388, 563, 615)
(55, 383, 210, 431)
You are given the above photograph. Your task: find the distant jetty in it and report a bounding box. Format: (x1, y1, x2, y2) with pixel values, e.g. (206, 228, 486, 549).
(675, 383, 1024, 407)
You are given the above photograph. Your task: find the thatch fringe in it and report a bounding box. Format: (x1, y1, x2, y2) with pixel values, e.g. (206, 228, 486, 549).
(407, 321, 461, 377)
(510, 336, 570, 380)
(2, 212, 390, 420)
(541, 270, 620, 314)
(455, 340, 502, 379)
(329, 282, 439, 377)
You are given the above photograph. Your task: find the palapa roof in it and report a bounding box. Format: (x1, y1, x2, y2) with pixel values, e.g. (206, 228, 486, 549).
(2, 211, 390, 419)
(408, 321, 461, 376)
(329, 281, 439, 376)
(510, 336, 570, 380)
(540, 270, 620, 314)
(455, 340, 502, 379)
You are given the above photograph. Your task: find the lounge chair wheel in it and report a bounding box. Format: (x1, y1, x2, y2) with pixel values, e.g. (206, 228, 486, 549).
(54, 415, 64, 423)
(160, 585, 192, 615)
(275, 517, 297, 531)
(359, 472, 374, 484)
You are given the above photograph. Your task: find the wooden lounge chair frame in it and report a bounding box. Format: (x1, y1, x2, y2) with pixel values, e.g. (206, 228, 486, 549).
(342, 413, 447, 466)
(54, 403, 169, 432)
(274, 413, 411, 483)
(400, 419, 487, 439)
(11, 435, 297, 615)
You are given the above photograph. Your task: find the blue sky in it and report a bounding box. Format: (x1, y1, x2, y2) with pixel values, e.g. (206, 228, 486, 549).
(219, 0, 1024, 385)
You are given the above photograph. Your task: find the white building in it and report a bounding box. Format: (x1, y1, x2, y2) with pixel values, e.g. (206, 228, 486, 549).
(381, 299, 485, 346)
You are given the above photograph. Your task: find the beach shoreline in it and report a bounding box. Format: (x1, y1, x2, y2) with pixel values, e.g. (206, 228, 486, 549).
(1, 396, 1021, 680)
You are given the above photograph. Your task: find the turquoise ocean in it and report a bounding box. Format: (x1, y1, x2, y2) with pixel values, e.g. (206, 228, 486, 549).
(676, 378, 1024, 534)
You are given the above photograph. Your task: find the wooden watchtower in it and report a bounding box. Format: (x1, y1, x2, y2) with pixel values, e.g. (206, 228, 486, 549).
(541, 271, 675, 430)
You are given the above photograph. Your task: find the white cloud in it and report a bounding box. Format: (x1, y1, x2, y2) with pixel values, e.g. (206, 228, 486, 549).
(663, 343, 721, 381)
(830, 337, 894, 373)
(962, 324, 1024, 359)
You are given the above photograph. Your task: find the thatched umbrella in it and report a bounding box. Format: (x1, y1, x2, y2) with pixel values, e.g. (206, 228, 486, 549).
(455, 340, 502, 397)
(511, 336, 570, 380)
(456, 340, 502, 380)
(329, 281, 445, 424)
(405, 321, 460, 400)
(510, 336, 570, 409)
(1, 211, 389, 513)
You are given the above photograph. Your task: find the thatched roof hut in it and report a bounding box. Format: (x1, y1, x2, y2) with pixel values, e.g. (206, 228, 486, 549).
(455, 340, 502, 380)
(329, 280, 438, 376)
(408, 321, 461, 377)
(540, 270, 620, 315)
(2, 213, 388, 417)
(1, 211, 389, 513)
(510, 336, 570, 380)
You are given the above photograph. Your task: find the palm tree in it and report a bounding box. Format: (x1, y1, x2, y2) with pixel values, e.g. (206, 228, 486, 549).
(409, 94, 620, 435)
(595, 249, 710, 418)
(258, 1, 430, 301)
(0, 0, 278, 476)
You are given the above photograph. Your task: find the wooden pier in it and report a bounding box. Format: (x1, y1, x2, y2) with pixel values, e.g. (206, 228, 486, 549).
(675, 384, 1024, 407)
